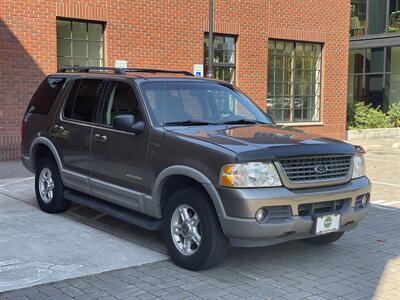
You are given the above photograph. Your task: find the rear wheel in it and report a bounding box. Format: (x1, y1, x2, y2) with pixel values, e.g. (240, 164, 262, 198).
(163, 187, 228, 270)
(35, 157, 70, 213)
(302, 232, 345, 245)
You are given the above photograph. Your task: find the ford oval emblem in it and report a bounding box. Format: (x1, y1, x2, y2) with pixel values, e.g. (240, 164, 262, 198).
(315, 165, 328, 174)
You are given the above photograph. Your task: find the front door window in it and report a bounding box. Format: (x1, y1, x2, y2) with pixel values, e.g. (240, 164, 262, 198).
(101, 82, 141, 128)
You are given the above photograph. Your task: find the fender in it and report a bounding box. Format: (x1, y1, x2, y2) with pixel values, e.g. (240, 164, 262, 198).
(29, 136, 64, 173)
(151, 165, 227, 219)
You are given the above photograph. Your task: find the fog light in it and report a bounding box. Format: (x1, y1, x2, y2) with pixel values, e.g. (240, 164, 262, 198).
(361, 195, 369, 207)
(255, 208, 266, 223)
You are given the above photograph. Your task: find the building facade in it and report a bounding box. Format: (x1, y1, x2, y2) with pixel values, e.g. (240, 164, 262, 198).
(349, 0, 400, 111)
(0, 0, 351, 160)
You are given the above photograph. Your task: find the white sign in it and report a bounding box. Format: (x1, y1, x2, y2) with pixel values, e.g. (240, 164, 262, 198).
(193, 64, 204, 77)
(115, 60, 128, 68)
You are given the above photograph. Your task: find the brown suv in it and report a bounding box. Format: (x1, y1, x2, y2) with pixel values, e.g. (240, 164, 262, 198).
(21, 67, 371, 270)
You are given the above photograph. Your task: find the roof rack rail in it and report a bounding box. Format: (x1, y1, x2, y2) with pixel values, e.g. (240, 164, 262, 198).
(124, 68, 193, 76)
(58, 67, 193, 76)
(58, 67, 126, 74)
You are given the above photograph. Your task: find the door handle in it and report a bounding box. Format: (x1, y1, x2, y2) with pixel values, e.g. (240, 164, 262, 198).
(94, 133, 108, 143)
(52, 125, 64, 133)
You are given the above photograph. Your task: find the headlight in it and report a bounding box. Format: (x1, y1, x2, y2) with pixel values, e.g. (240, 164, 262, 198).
(220, 162, 282, 187)
(352, 154, 366, 179)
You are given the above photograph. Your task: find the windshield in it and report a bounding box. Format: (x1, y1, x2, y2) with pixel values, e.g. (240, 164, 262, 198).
(139, 81, 272, 126)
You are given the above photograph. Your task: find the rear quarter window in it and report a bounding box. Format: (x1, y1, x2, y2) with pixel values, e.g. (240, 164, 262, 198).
(28, 77, 66, 115)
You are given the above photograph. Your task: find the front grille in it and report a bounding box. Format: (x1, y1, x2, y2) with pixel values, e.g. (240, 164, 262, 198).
(278, 156, 352, 183)
(298, 199, 350, 216)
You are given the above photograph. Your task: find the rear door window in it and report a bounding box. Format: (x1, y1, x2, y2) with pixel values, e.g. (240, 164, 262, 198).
(28, 77, 66, 115)
(64, 79, 103, 122)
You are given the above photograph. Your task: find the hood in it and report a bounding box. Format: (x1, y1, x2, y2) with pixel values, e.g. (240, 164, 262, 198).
(166, 124, 355, 161)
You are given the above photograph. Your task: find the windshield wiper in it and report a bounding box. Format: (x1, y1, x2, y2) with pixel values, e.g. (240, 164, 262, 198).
(163, 120, 216, 126)
(222, 119, 267, 125)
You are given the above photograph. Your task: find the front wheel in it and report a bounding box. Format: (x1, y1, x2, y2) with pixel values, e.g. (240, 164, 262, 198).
(302, 232, 345, 245)
(163, 187, 228, 270)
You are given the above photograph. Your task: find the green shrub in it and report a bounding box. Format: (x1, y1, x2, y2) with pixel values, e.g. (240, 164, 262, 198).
(388, 102, 400, 127)
(346, 101, 356, 129)
(347, 101, 391, 129)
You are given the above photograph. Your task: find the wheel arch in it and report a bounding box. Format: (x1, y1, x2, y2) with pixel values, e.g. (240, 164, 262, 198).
(152, 166, 226, 219)
(30, 137, 63, 173)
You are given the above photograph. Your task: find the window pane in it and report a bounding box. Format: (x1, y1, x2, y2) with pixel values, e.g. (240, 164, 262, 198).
(88, 58, 103, 67)
(348, 74, 363, 103)
(387, 46, 400, 72)
(365, 74, 384, 109)
(386, 74, 400, 110)
(389, 0, 400, 33)
(350, 0, 366, 36)
(57, 39, 71, 57)
(275, 55, 284, 69)
(88, 23, 103, 41)
(57, 57, 72, 68)
(368, 0, 387, 34)
(213, 36, 224, 49)
(72, 58, 88, 67)
(349, 49, 364, 73)
(275, 69, 284, 82)
(72, 21, 87, 39)
(88, 42, 103, 58)
(214, 66, 235, 84)
(57, 20, 71, 39)
(73, 40, 87, 57)
(71, 80, 103, 122)
(366, 48, 384, 73)
(224, 37, 235, 50)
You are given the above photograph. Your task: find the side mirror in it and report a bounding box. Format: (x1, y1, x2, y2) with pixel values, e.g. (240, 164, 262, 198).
(113, 114, 145, 134)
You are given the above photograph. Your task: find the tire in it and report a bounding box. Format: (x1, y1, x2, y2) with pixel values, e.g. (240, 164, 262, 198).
(35, 157, 70, 213)
(302, 232, 345, 245)
(163, 187, 228, 270)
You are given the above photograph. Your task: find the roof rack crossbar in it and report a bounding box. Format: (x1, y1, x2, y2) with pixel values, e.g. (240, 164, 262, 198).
(58, 67, 193, 76)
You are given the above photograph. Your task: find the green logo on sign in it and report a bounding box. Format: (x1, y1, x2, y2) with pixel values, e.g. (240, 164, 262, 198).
(324, 216, 332, 228)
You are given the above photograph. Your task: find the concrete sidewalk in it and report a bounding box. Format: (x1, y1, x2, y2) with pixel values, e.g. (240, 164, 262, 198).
(0, 176, 166, 292)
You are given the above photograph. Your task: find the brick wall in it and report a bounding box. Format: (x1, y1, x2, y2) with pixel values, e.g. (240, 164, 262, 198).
(0, 0, 350, 160)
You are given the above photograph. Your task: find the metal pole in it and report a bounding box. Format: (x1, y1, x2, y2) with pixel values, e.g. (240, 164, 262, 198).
(207, 0, 214, 78)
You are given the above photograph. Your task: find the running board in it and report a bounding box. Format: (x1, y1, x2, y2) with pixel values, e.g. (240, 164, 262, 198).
(64, 189, 162, 231)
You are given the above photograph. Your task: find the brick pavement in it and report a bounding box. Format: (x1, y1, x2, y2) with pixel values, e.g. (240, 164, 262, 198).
(0, 203, 399, 300)
(0, 140, 399, 299)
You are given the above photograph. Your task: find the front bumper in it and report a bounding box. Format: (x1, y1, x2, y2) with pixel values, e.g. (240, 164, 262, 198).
(217, 177, 371, 247)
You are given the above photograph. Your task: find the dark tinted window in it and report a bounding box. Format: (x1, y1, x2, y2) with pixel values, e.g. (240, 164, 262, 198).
(28, 77, 66, 115)
(64, 79, 103, 122)
(101, 82, 140, 126)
